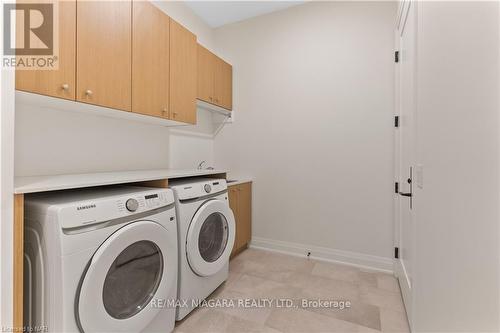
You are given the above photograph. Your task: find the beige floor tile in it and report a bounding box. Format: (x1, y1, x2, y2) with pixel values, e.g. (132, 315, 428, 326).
(228, 274, 302, 299)
(174, 308, 267, 333)
(312, 261, 364, 283)
(265, 307, 359, 333)
(177, 249, 409, 333)
(357, 271, 378, 288)
(302, 299, 381, 331)
(359, 286, 405, 313)
(211, 288, 274, 324)
(376, 275, 400, 293)
(380, 308, 410, 332)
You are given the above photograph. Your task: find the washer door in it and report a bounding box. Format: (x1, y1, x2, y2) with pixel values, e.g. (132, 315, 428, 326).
(77, 221, 175, 332)
(186, 200, 235, 277)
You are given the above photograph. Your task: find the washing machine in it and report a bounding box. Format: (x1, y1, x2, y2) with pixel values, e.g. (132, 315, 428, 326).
(24, 186, 178, 333)
(169, 178, 235, 320)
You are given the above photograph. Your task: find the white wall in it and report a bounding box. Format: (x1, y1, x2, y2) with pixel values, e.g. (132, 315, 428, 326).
(15, 1, 216, 177)
(214, 2, 397, 265)
(413, 1, 500, 331)
(0, 0, 16, 326)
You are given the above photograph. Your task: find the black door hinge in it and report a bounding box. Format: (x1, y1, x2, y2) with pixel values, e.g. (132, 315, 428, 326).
(394, 115, 399, 128)
(394, 247, 399, 259)
(395, 182, 399, 194)
(395, 50, 399, 63)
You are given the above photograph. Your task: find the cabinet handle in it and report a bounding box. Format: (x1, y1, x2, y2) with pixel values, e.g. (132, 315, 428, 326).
(209, 97, 213, 101)
(61, 84, 69, 91)
(85, 90, 93, 96)
(173, 111, 178, 117)
(215, 98, 219, 103)
(162, 108, 167, 114)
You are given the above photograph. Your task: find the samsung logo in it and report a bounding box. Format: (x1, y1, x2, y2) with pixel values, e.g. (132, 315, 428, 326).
(77, 204, 96, 211)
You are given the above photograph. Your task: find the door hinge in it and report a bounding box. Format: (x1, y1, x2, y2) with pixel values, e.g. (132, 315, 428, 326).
(394, 247, 399, 259)
(395, 182, 399, 194)
(394, 115, 399, 128)
(395, 50, 399, 63)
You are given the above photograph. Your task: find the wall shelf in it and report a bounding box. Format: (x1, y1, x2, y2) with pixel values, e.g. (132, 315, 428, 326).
(196, 99, 233, 137)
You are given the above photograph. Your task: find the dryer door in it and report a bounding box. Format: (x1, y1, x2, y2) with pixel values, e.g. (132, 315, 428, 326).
(186, 199, 235, 277)
(76, 221, 176, 332)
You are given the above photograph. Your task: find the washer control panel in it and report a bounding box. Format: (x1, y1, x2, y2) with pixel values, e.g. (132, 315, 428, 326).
(53, 187, 175, 230)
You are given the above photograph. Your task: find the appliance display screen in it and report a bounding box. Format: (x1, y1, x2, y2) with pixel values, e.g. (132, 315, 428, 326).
(145, 194, 158, 200)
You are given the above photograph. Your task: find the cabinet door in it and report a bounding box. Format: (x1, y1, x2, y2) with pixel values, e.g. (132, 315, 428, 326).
(170, 20, 197, 124)
(15, 0, 76, 100)
(132, 1, 169, 118)
(236, 183, 252, 249)
(77, 1, 132, 111)
(214, 58, 232, 110)
(197, 44, 215, 104)
(228, 187, 239, 256)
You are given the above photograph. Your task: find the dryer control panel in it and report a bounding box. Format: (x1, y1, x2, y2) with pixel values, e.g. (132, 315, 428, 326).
(170, 179, 227, 201)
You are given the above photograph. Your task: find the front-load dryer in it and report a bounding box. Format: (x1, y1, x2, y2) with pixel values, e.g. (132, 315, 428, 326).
(24, 186, 178, 333)
(169, 178, 235, 320)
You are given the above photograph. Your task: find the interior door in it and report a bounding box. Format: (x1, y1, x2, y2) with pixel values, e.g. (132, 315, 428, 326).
(395, 0, 416, 324)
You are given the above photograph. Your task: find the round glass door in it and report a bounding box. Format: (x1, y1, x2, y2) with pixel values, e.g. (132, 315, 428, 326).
(103, 240, 163, 319)
(198, 213, 229, 263)
(77, 221, 175, 333)
(186, 200, 235, 277)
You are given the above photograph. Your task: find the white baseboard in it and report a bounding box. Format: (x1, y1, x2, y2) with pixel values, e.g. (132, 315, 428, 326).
(250, 237, 394, 274)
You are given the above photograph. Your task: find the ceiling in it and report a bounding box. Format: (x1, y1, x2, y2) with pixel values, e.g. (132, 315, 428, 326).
(184, 1, 305, 28)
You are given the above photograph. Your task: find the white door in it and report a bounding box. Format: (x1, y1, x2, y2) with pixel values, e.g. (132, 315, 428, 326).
(76, 221, 176, 332)
(395, 0, 416, 325)
(186, 199, 235, 277)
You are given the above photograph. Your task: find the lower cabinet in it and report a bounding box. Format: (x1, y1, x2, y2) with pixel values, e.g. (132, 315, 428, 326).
(229, 182, 252, 257)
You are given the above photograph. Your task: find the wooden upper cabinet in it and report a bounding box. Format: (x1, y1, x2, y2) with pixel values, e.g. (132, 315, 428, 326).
(132, 1, 170, 119)
(214, 58, 233, 110)
(15, 0, 76, 100)
(76, 1, 132, 111)
(197, 44, 215, 104)
(197, 44, 233, 111)
(170, 20, 197, 124)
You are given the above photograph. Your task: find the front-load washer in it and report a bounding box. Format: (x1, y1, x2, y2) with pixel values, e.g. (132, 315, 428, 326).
(24, 186, 178, 333)
(169, 178, 235, 320)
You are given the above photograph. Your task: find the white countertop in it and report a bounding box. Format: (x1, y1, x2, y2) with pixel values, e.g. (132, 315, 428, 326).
(226, 178, 253, 186)
(14, 169, 227, 194)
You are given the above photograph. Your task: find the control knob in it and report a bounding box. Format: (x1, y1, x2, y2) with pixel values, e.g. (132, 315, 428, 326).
(126, 198, 139, 212)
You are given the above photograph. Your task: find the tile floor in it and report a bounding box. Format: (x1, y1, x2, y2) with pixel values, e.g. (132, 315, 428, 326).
(174, 249, 410, 333)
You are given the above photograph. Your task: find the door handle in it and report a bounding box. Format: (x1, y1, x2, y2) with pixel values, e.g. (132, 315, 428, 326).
(399, 192, 412, 197)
